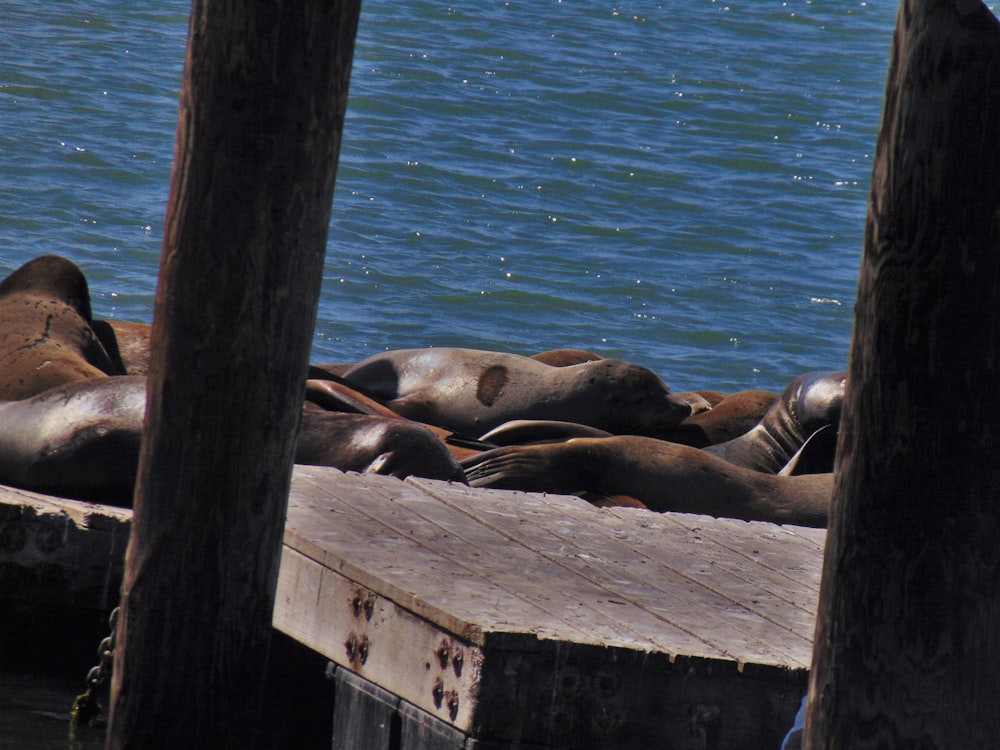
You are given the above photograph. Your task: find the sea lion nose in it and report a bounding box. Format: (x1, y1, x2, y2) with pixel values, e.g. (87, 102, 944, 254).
(663, 392, 695, 425)
(672, 391, 713, 416)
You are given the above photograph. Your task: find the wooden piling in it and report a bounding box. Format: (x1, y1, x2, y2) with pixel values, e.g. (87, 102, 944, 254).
(106, 2, 360, 748)
(805, 1, 1000, 746)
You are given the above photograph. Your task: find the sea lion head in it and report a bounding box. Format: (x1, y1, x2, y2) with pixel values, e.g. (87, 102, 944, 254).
(0, 255, 94, 322)
(573, 359, 692, 436)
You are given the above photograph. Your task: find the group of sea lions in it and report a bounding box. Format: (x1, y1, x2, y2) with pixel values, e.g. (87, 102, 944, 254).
(0, 255, 843, 526)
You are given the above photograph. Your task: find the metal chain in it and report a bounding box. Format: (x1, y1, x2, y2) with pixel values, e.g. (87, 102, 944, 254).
(70, 606, 119, 730)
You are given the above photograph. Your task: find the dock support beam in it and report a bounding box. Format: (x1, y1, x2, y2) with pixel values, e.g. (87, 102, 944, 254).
(107, 2, 360, 749)
(806, 2, 1000, 747)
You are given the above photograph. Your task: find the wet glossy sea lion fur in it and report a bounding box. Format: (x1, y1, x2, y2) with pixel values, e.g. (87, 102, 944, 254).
(342, 347, 692, 437)
(0, 255, 124, 399)
(704, 371, 846, 474)
(0, 376, 466, 505)
(659, 389, 779, 448)
(462, 435, 832, 527)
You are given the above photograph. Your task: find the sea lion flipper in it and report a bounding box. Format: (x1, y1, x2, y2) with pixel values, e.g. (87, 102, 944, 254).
(304, 378, 397, 418)
(478, 419, 614, 446)
(778, 424, 838, 476)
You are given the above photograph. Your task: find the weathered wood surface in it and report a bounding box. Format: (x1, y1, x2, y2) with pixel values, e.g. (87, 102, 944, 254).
(277, 467, 819, 747)
(805, 2, 1000, 747)
(107, 0, 361, 748)
(278, 467, 823, 662)
(0, 486, 129, 611)
(2, 465, 821, 746)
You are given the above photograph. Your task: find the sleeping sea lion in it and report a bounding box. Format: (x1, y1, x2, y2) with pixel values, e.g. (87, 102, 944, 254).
(703, 371, 846, 474)
(341, 348, 692, 437)
(0, 376, 146, 503)
(0, 376, 466, 505)
(461, 435, 832, 527)
(304, 377, 483, 461)
(297, 407, 466, 483)
(0, 255, 124, 399)
(660, 389, 779, 448)
(529, 348, 604, 366)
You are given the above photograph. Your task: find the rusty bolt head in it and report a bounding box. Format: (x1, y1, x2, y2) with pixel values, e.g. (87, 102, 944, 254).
(359, 635, 370, 665)
(436, 640, 450, 669)
(432, 678, 445, 708)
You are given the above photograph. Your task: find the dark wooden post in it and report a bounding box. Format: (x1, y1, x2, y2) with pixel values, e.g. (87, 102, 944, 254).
(805, 2, 1000, 747)
(106, 2, 360, 749)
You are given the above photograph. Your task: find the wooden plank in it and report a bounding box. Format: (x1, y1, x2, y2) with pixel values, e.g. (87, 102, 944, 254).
(1, 467, 823, 746)
(413, 478, 818, 670)
(398, 700, 468, 750)
(468, 637, 805, 749)
(568, 508, 820, 644)
(296, 469, 685, 653)
(331, 666, 399, 750)
(390, 478, 734, 659)
(284, 473, 600, 647)
(273, 546, 483, 730)
(663, 513, 825, 591)
(606, 509, 821, 621)
(0, 470, 824, 670)
(0, 488, 130, 610)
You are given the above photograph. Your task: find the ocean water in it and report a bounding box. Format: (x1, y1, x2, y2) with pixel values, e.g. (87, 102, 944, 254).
(1, 0, 901, 393)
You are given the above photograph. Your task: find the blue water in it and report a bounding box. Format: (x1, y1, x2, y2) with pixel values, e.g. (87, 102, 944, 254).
(1, 0, 900, 393)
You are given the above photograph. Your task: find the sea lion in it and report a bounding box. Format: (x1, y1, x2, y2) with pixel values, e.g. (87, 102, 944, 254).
(704, 371, 846, 474)
(478, 419, 614, 446)
(341, 348, 692, 437)
(305, 377, 402, 418)
(309, 363, 353, 379)
(92, 319, 153, 375)
(304, 377, 483, 461)
(672, 391, 715, 416)
(461, 436, 832, 527)
(0, 255, 124, 399)
(778, 424, 839, 476)
(0, 376, 146, 503)
(660, 389, 779, 448)
(296, 408, 466, 483)
(0, 376, 466, 505)
(530, 348, 604, 366)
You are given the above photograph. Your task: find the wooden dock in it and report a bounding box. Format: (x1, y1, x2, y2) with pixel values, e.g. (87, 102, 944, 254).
(0, 465, 824, 749)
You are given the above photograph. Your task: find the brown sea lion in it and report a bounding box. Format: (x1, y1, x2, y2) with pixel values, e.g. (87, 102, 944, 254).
(304, 378, 483, 461)
(530, 348, 604, 366)
(660, 389, 779, 448)
(341, 347, 692, 437)
(689, 390, 730, 408)
(0, 376, 466, 505)
(461, 435, 832, 527)
(92, 319, 153, 375)
(296, 408, 466, 483)
(478, 419, 614, 446)
(304, 377, 400, 418)
(308, 362, 353, 379)
(703, 371, 846, 474)
(672, 391, 715, 416)
(0, 376, 146, 503)
(0, 255, 124, 399)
